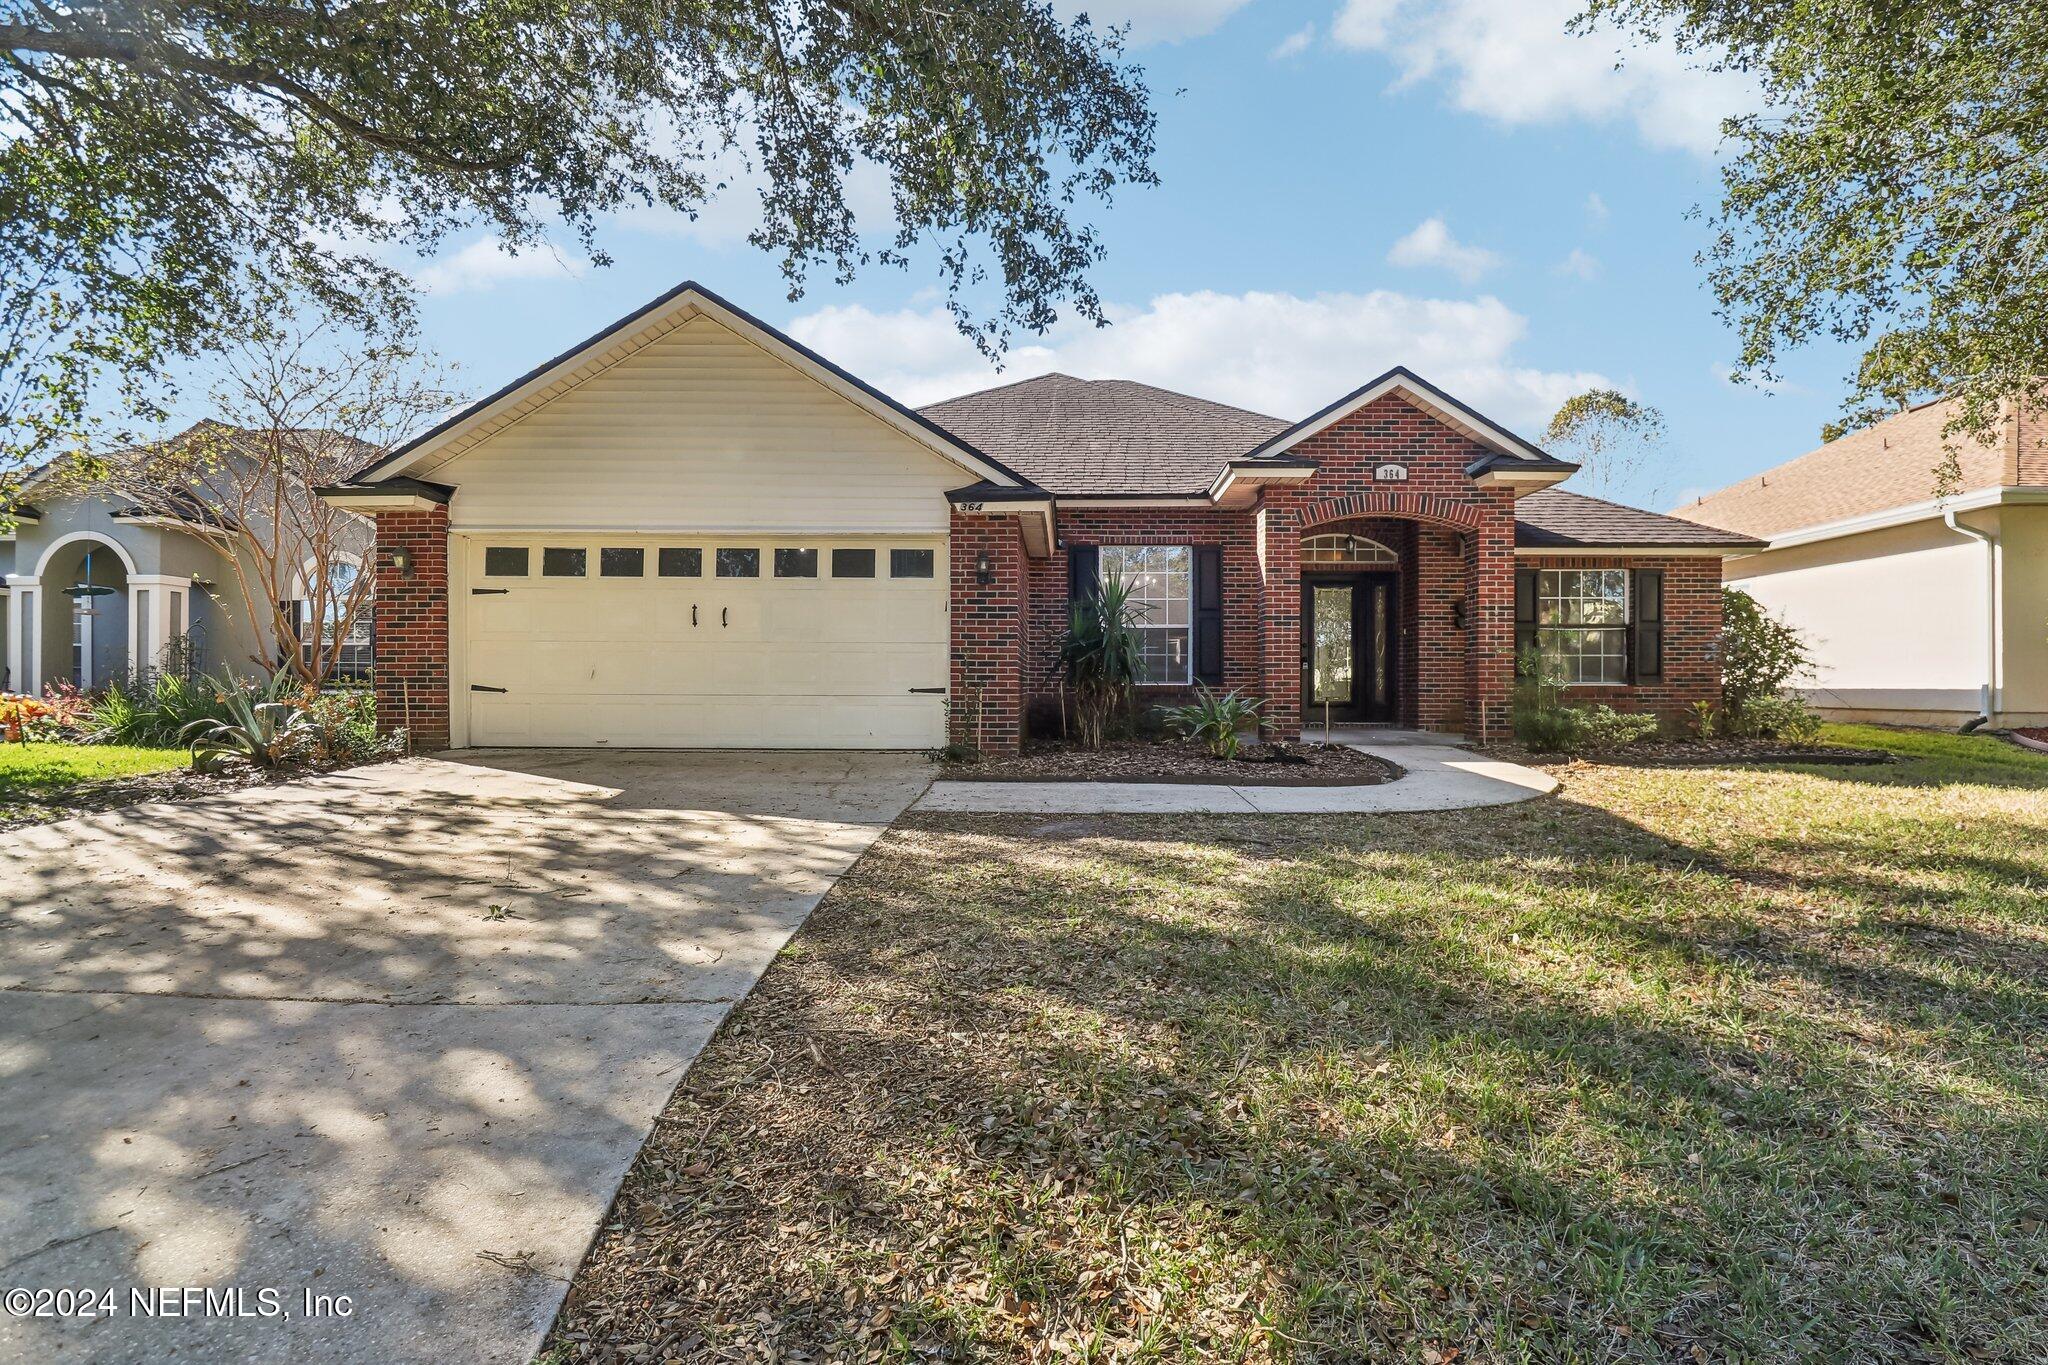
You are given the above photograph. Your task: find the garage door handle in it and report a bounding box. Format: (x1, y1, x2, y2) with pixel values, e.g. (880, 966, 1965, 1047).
(722, 607, 728, 628)
(470, 684, 508, 694)
(471, 588, 509, 596)
(907, 687, 946, 694)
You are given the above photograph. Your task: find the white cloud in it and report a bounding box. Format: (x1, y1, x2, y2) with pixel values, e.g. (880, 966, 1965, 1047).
(1270, 23, 1317, 60)
(785, 288, 1607, 432)
(612, 139, 896, 247)
(1057, 0, 1256, 45)
(1386, 217, 1503, 284)
(1554, 248, 1601, 281)
(1585, 191, 1609, 223)
(1332, 0, 1756, 156)
(413, 236, 580, 295)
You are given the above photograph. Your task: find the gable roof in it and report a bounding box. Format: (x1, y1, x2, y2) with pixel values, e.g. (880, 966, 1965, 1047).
(919, 373, 1288, 496)
(1242, 366, 1577, 473)
(1515, 488, 1762, 551)
(351, 279, 1036, 491)
(1670, 397, 2014, 539)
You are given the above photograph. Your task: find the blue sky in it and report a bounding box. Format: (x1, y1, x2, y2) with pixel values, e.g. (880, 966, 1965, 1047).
(380, 0, 1859, 513)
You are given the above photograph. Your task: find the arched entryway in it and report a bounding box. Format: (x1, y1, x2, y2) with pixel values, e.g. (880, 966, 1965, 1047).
(5, 534, 192, 694)
(39, 537, 132, 688)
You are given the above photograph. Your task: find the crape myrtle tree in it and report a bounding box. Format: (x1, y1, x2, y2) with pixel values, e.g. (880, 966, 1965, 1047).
(52, 320, 460, 684)
(1544, 388, 1669, 502)
(0, 1, 1159, 477)
(1575, 2, 2048, 448)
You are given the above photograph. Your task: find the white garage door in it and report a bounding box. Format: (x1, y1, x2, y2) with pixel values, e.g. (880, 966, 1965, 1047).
(460, 537, 948, 748)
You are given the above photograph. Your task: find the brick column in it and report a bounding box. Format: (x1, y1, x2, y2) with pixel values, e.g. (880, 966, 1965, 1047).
(949, 510, 1025, 755)
(372, 507, 450, 751)
(1463, 492, 1517, 742)
(1257, 505, 1303, 739)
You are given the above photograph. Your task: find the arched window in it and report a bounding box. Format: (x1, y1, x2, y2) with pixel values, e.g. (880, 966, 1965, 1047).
(1302, 533, 1398, 566)
(301, 559, 373, 681)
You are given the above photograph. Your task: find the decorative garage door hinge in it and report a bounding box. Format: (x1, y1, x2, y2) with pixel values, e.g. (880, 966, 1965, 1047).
(907, 687, 946, 694)
(470, 684, 508, 693)
(471, 588, 510, 595)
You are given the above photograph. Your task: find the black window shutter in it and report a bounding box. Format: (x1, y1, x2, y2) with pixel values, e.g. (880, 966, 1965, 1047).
(1068, 544, 1100, 603)
(278, 599, 304, 666)
(1193, 545, 1224, 685)
(1631, 569, 1664, 681)
(1514, 568, 1539, 671)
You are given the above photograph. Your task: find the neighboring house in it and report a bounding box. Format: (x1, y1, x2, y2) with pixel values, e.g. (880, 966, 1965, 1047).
(1674, 398, 2048, 728)
(318, 281, 1760, 753)
(1, 422, 375, 693)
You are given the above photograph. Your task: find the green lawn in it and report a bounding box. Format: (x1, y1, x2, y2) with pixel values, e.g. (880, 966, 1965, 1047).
(0, 742, 188, 819)
(551, 726, 2048, 1363)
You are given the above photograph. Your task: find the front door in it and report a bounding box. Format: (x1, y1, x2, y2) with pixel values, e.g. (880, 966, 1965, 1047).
(1301, 573, 1397, 724)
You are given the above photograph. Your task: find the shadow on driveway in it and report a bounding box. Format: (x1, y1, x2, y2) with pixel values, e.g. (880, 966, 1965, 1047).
(0, 749, 931, 1364)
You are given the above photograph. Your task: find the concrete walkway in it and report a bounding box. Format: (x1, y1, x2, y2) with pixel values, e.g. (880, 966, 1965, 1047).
(0, 750, 932, 1364)
(916, 733, 1556, 815)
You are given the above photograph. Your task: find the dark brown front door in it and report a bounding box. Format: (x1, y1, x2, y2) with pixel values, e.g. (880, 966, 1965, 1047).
(1301, 573, 1397, 724)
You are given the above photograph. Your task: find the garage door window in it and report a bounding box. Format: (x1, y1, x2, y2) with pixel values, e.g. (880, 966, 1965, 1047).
(890, 548, 935, 579)
(483, 547, 529, 577)
(716, 548, 759, 578)
(600, 547, 645, 577)
(832, 548, 876, 577)
(658, 548, 701, 577)
(542, 547, 587, 577)
(773, 548, 818, 578)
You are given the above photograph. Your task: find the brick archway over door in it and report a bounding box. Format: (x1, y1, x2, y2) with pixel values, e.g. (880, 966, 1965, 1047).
(1292, 490, 1487, 534)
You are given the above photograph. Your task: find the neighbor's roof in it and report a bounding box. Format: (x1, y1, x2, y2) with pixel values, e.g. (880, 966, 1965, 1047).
(1516, 488, 1762, 551)
(919, 373, 1288, 496)
(1670, 397, 2012, 539)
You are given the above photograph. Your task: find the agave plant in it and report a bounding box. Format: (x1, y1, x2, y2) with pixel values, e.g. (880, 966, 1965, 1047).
(180, 676, 309, 772)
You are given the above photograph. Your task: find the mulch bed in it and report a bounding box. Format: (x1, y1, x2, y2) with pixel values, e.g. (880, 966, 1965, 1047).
(943, 739, 1402, 787)
(1489, 738, 1895, 768)
(2011, 728, 2048, 755)
(3, 763, 310, 832)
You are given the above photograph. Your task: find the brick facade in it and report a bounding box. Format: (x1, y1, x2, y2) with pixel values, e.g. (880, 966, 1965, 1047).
(366, 400, 1725, 756)
(370, 507, 450, 751)
(949, 509, 1027, 754)
(1521, 554, 1726, 718)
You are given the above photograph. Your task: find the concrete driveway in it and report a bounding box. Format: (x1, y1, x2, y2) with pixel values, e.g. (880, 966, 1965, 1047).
(0, 750, 932, 1364)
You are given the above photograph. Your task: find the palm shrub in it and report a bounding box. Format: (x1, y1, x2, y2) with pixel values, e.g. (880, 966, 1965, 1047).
(1159, 686, 1265, 760)
(1054, 570, 1148, 750)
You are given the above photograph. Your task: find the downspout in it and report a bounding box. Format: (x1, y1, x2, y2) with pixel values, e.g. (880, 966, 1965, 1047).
(1942, 505, 1998, 731)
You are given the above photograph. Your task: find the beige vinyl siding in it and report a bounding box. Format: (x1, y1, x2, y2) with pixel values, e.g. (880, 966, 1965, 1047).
(423, 314, 963, 534)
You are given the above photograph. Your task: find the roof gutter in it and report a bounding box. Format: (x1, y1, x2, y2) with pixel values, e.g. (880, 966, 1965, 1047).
(1942, 504, 1998, 731)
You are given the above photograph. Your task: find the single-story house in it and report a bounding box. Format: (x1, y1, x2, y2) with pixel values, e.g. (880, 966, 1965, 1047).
(1673, 397, 2048, 729)
(318, 281, 1761, 753)
(2, 423, 374, 693)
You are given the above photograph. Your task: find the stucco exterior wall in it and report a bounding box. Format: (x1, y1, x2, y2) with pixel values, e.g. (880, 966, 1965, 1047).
(1725, 514, 1997, 724)
(1994, 505, 2048, 724)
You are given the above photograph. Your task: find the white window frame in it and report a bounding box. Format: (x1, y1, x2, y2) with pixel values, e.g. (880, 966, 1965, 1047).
(303, 557, 374, 682)
(1535, 568, 1629, 686)
(1098, 544, 1194, 686)
(1302, 533, 1398, 566)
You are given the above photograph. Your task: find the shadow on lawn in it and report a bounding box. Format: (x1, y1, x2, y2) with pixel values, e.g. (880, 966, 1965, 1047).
(552, 776, 2048, 1363)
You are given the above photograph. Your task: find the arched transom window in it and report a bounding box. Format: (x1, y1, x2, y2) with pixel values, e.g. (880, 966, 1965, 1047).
(1302, 533, 1398, 566)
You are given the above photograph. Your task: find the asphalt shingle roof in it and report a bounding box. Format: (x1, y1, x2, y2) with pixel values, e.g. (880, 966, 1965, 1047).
(919, 373, 1288, 496)
(1515, 488, 1763, 550)
(1668, 397, 2014, 539)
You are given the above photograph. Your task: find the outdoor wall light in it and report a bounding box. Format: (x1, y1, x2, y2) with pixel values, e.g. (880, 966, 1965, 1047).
(388, 547, 414, 578)
(975, 551, 994, 586)
(1451, 599, 1468, 630)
